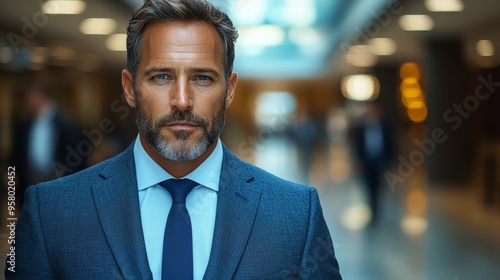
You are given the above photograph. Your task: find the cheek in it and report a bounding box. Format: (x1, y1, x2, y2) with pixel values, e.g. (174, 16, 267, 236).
(138, 95, 167, 120)
(200, 96, 224, 117)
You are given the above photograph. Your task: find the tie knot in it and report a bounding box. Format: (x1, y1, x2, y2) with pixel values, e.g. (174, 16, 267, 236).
(159, 179, 198, 203)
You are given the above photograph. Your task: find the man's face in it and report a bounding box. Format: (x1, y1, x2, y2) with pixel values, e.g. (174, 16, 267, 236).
(122, 21, 237, 162)
(25, 88, 48, 117)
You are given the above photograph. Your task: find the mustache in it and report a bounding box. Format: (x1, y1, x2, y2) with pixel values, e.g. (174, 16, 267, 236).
(155, 110, 209, 128)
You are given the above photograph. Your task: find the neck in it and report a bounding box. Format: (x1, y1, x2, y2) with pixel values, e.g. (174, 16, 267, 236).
(139, 134, 217, 178)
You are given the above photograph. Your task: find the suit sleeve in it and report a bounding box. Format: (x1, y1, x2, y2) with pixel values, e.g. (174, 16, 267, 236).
(298, 187, 342, 280)
(5, 185, 54, 279)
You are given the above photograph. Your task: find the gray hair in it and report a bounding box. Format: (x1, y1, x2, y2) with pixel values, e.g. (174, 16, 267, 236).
(126, 0, 238, 83)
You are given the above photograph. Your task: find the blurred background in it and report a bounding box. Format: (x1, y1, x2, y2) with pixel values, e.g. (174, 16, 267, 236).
(1, 0, 500, 279)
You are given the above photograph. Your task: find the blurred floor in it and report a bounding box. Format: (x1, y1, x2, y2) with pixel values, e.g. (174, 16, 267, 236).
(2, 135, 500, 279)
(246, 135, 500, 280)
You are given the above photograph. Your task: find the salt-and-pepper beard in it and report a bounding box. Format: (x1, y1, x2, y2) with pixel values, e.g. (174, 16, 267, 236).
(134, 89, 226, 162)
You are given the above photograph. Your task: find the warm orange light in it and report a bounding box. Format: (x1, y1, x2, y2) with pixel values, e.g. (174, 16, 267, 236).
(400, 78, 421, 92)
(407, 102, 428, 122)
(400, 62, 421, 80)
(408, 101, 425, 109)
(407, 189, 427, 215)
(402, 89, 424, 107)
(403, 88, 422, 98)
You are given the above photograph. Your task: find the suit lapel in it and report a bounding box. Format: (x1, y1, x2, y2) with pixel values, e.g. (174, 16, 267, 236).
(203, 148, 262, 279)
(91, 144, 153, 280)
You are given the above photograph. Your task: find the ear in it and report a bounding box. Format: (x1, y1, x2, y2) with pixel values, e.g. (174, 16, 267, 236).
(122, 69, 136, 107)
(225, 72, 238, 108)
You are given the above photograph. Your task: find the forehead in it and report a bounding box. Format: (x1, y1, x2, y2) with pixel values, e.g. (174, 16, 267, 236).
(140, 21, 224, 69)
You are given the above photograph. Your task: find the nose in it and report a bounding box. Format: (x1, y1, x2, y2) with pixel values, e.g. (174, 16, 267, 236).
(170, 78, 192, 112)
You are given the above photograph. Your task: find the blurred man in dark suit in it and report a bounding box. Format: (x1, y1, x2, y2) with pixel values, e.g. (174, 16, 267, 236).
(10, 82, 83, 210)
(355, 103, 394, 226)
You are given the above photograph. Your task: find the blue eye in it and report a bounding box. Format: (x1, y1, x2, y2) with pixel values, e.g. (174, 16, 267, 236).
(155, 74, 168, 80)
(197, 75, 211, 81)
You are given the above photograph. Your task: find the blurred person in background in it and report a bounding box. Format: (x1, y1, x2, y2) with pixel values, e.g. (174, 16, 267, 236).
(354, 103, 394, 226)
(291, 109, 319, 184)
(6, 0, 342, 279)
(9, 82, 84, 210)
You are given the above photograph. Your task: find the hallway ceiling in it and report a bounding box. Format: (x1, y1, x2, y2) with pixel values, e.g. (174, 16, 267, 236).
(0, 0, 499, 77)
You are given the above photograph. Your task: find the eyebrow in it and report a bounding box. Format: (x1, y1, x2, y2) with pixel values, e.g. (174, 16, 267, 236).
(144, 67, 221, 78)
(193, 68, 221, 78)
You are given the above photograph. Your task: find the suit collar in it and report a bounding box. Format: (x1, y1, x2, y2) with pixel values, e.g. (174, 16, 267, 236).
(91, 143, 153, 280)
(203, 146, 262, 279)
(90, 142, 261, 279)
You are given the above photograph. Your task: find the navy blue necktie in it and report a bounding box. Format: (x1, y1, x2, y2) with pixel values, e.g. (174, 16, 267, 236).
(159, 179, 198, 280)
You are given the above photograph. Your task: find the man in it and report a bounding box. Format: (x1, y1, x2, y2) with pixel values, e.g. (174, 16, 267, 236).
(10, 82, 84, 210)
(6, 0, 342, 279)
(354, 103, 393, 226)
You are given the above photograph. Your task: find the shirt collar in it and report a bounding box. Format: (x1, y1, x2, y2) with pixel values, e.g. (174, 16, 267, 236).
(133, 135, 222, 192)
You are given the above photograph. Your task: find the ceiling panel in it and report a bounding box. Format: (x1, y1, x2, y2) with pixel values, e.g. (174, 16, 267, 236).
(0, 0, 499, 76)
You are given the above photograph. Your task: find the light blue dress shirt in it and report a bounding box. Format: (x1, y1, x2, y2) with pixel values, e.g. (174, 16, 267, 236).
(133, 135, 222, 280)
(29, 104, 56, 175)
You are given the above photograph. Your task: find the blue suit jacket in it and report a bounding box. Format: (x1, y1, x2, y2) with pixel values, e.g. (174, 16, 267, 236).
(6, 143, 341, 279)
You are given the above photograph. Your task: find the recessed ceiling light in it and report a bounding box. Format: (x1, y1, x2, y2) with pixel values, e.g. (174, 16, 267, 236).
(425, 0, 464, 12)
(228, 0, 265, 26)
(80, 18, 117, 35)
(238, 25, 285, 48)
(106, 34, 127, 51)
(344, 45, 378, 67)
(341, 75, 380, 101)
(368, 38, 397, 56)
(476, 40, 494, 57)
(399, 15, 434, 31)
(281, 0, 316, 26)
(42, 1, 86, 15)
(289, 27, 320, 47)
